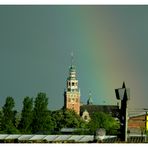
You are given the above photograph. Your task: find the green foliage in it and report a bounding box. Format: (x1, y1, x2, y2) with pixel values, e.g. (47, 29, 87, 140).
(88, 112, 120, 135)
(51, 109, 65, 131)
(15, 112, 21, 128)
(18, 97, 33, 134)
(63, 109, 86, 128)
(1, 97, 20, 134)
(0, 94, 120, 136)
(0, 109, 2, 131)
(32, 93, 54, 134)
(52, 109, 87, 133)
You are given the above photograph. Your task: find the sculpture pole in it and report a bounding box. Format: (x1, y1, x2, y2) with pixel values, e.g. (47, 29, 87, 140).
(115, 82, 130, 142)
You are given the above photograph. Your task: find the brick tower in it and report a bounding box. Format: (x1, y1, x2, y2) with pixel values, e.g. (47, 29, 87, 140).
(64, 54, 80, 115)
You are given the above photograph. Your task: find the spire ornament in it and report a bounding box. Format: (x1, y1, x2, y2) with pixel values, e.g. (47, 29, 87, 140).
(71, 51, 74, 67)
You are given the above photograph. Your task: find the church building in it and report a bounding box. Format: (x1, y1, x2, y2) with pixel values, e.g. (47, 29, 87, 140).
(64, 56, 120, 121)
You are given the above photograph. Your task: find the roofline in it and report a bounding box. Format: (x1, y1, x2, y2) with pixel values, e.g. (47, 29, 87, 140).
(129, 113, 146, 118)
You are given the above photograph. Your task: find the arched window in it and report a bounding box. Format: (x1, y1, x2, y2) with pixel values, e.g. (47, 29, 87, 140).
(84, 115, 88, 120)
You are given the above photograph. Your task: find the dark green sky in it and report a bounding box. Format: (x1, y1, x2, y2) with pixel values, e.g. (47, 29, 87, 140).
(0, 6, 148, 111)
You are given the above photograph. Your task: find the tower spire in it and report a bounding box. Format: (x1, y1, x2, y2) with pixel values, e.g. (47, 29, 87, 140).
(64, 52, 80, 115)
(87, 91, 93, 105)
(122, 81, 126, 88)
(71, 51, 74, 67)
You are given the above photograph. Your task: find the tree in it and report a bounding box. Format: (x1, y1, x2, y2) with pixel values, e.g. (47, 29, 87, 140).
(88, 112, 120, 135)
(32, 93, 54, 134)
(0, 109, 2, 132)
(18, 97, 33, 134)
(51, 109, 65, 132)
(63, 109, 86, 128)
(51, 109, 87, 133)
(15, 112, 21, 129)
(1, 97, 20, 134)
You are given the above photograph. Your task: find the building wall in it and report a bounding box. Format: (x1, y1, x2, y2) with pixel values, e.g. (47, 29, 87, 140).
(128, 115, 145, 129)
(65, 91, 80, 115)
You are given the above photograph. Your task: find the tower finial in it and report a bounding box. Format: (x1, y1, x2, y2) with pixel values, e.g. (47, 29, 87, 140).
(71, 51, 74, 67)
(89, 91, 92, 98)
(122, 81, 126, 88)
(87, 91, 93, 105)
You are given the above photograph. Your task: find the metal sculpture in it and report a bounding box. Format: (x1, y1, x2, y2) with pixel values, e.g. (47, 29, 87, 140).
(115, 82, 130, 142)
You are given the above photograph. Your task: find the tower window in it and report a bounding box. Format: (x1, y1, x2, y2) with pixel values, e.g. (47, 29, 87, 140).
(72, 82, 74, 86)
(71, 98, 75, 102)
(76, 98, 78, 102)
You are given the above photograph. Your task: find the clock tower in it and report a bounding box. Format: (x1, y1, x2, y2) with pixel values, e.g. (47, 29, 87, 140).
(64, 55, 80, 115)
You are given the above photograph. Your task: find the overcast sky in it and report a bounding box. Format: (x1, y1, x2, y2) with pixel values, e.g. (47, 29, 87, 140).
(0, 6, 148, 111)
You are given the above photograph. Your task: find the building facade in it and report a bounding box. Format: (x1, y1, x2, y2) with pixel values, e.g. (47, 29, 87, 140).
(128, 114, 148, 135)
(64, 56, 119, 119)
